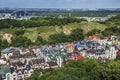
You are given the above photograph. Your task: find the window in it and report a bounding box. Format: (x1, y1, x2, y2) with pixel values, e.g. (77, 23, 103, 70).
(7, 74, 10, 80)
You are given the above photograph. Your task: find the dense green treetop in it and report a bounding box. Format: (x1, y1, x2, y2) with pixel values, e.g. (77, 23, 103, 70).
(27, 58, 120, 80)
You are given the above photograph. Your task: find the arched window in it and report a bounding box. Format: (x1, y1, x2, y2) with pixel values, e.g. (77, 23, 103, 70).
(7, 74, 10, 80)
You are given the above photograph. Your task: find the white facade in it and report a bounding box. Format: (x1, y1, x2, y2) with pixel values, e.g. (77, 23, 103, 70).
(0, 59, 7, 65)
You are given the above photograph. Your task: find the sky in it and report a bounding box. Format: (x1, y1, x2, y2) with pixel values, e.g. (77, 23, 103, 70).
(0, 0, 120, 8)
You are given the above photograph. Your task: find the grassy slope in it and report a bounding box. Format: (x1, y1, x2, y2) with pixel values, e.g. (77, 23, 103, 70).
(0, 21, 107, 42)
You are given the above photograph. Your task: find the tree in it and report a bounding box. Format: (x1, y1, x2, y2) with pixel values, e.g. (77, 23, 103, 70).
(70, 28, 84, 41)
(49, 32, 71, 43)
(14, 29, 25, 35)
(0, 39, 9, 56)
(86, 29, 101, 36)
(34, 36, 45, 45)
(115, 55, 120, 61)
(1, 40, 9, 49)
(27, 58, 120, 80)
(102, 26, 120, 36)
(11, 36, 31, 47)
(0, 18, 87, 29)
(27, 71, 41, 80)
(37, 36, 44, 43)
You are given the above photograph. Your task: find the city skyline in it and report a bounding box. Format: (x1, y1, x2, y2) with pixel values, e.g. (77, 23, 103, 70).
(0, 0, 120, 8)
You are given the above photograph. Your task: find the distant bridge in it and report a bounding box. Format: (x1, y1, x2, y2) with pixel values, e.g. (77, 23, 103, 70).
(11, 11, 29, 17)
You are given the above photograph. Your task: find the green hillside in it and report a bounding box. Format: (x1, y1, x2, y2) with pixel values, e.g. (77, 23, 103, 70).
(1, 21, 107, 42)
(0, 16, 120, 51)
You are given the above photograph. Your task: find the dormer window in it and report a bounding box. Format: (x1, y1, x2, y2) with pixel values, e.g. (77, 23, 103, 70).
(18, 71, 22, 75)
(7, 74, 10, 80)
(24, 70, 28, 74)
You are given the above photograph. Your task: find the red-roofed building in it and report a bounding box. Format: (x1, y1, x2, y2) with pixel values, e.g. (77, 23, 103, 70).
(85, 35, 100, 40)
(116, 50, 120, 55)
(65, 43, 74, 53)
(73, 54, 84, 60)
(104, 37, 109, 40)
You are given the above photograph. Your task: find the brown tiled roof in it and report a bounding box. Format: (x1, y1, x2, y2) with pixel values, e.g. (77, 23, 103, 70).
(47, 62, 58, 67)
(31, 58, 45, 64)
(11, 61, 25, 67)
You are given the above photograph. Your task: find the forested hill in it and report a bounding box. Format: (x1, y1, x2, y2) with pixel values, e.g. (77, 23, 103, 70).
(0, 15, 120, 52)
(0, 18, 87, 29)
(0, 15, 120, 29)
